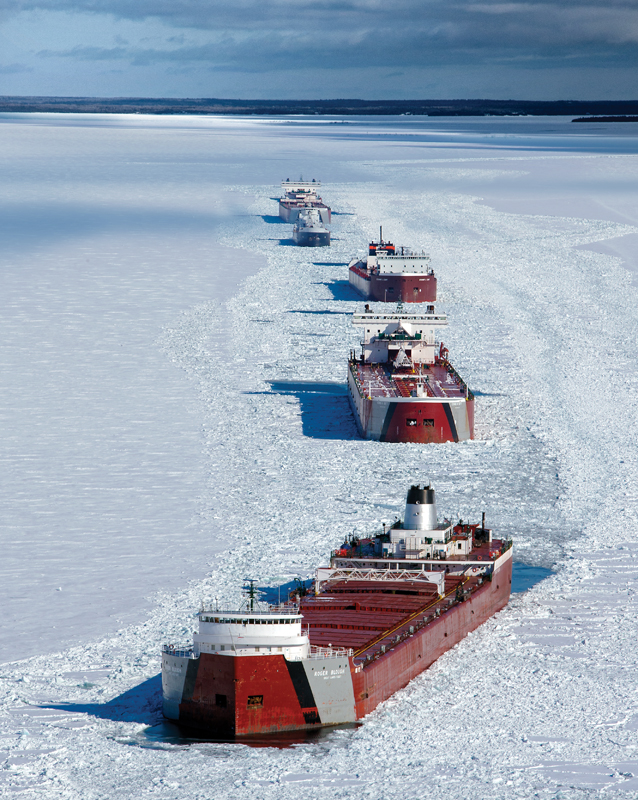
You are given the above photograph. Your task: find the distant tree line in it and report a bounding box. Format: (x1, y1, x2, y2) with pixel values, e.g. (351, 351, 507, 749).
(572, 116, 638, 123)
(1, 97, 638, 116)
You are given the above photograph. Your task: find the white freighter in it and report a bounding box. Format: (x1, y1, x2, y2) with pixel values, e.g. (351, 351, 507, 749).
(347, 304, 474, 443)
(279, 178, 331, 223)
(292, 208, 331, 247)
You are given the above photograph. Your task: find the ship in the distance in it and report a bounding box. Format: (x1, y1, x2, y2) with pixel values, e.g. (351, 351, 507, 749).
(347, 302, 474, 443)
(348, 229, 436, 303)
(279, 178, 331, 224)
(292, 208, 331, 247)
(161, 484, 512, 737)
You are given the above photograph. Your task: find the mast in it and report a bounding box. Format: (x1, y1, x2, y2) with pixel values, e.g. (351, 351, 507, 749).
(244, 578, 258, 612)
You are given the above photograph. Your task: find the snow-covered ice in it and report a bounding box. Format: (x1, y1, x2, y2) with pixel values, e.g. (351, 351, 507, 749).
(1, 113, 638, 798)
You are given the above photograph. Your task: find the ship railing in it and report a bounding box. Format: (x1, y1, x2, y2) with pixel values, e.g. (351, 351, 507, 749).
(162, 645, 198, 659)
(198, 605, 300, 616)
(308, 645, 354, 660)
(439, 359, 475, 401)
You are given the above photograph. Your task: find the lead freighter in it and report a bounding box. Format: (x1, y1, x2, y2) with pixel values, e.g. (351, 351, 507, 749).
(162, 484, 512, 737)
(279, 178, 331, 224)
(348, 229, 436, 304)
(347, 303, 474, 443)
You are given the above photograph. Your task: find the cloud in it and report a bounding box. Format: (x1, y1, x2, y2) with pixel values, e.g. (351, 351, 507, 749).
(0, 62, 33, 73)
(4, 0, 638, 86)
(30, 2, 638, 77)
(5, 0, 638, 42)
(38, 45, 129, 60)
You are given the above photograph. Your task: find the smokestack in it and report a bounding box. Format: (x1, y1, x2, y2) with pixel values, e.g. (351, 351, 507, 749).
(404, 484, 437, 530)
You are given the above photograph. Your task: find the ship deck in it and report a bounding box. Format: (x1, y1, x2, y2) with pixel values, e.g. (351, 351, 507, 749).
(350, 360, 467, 400)
(301, 574, 477, 663)
(280, 199, 329, 209)
(301, 540, 509, 665)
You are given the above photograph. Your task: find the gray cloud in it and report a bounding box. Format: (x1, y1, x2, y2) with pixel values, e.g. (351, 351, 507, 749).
(0, 62, 33, 73)
(6, 0, 638, 38)
(4, 0, 637, 86)
(31, 2, 638, 75)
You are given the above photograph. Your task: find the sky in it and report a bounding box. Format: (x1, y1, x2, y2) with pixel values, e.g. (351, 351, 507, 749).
(0, 1, 637, 103)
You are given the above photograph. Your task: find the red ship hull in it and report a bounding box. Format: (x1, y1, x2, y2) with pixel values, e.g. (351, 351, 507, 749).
(349, 265, 437, 304)
(354, 394, 475, 444)
(347, 362, 474, 443)
(177, 652, 328, 736)
(353, 557, 511, 716)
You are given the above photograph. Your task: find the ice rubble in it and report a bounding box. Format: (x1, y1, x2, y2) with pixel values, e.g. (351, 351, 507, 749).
(1, 115, 638, 798)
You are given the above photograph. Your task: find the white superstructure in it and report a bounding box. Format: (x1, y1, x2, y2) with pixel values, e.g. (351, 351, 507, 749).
(194, 608, 309, 659)
(281, 178, 321, 198)
(353, 310, 448, 366)
(376, 254, 432, 275)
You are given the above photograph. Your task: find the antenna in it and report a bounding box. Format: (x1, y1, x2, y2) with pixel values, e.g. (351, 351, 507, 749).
(380, 225, 383, 243)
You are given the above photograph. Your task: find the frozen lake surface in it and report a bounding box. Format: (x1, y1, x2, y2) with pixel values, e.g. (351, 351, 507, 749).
(1, 114, 638, 797)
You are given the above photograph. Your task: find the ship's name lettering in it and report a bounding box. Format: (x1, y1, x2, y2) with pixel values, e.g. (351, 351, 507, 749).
(331, 669, 345, 676)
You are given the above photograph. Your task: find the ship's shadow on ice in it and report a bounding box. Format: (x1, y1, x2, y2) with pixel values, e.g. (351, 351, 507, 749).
(40, 674, 162, 726)
(275, 240, 340, 246)
(260, 215, 286, 224)
(268, 381, 359, 440)
(287, 309, 348, 315)
(142, 718, 361, 750)
(315, 279, 360, 301)
(511, 563, 554, 593)
(258, 579, 313, 604)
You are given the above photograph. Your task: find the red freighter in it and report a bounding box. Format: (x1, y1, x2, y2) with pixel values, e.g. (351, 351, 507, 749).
(347, 304, 474, 443)
(348, 229, 436, 303)
(278, 178, 331, 224)
(162, 485, 512, 737)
